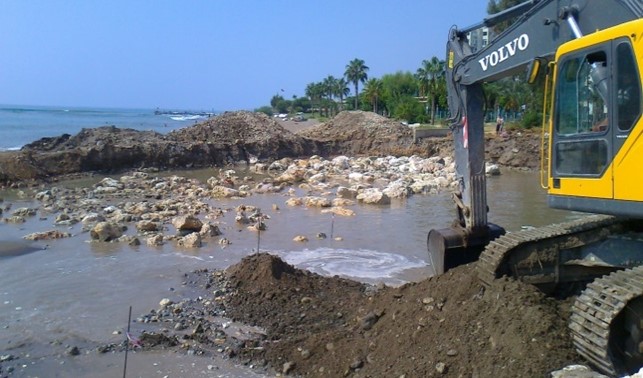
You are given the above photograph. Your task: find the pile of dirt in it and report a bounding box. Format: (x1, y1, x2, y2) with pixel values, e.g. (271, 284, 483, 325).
(299, 111, 420, 156)
(218, 253, 578, 377)
(170, 111, 306, 146)
(486, 130, 542, 169)
(0, 110, 541, 186)
(0, 112, 318, 185)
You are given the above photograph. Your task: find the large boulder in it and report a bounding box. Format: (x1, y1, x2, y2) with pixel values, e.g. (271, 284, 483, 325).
(356, 188, 391, 205)
(178, 232, 202, 248)
(90, 222, 124, 241)
(172, 215, 203, 232)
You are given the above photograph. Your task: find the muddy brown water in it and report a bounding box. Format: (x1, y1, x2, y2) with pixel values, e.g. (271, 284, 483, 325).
(0, 169, 579, 377)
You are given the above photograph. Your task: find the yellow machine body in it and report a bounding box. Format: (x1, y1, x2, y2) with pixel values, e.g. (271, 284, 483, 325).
(547, 19, 643, 216)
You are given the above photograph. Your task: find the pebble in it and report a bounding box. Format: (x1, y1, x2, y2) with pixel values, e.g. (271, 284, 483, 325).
(159, 298, 173, 308)
(349, 359, 364, 370)
(66, 346, 80, 356)
(282, 361, 295, 374)
(0, 354, 15, 362)
(435, 362, 448, 374)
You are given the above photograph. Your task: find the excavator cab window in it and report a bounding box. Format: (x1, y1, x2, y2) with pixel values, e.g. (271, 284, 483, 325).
(553, 47, 609, 176)
(615, 41, 641, 132)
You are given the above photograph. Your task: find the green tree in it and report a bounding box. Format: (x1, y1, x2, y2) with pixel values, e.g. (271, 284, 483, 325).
(322, 75, 339, 116)
(380, 71, 417, 117)
(395, 96, 424, 123)
(270, 94, 285, 109)
(275, 99, 291, 114)
(305, 82, 325, 116)
(292, 97, 312, 113)
(255, 106, 273, 116)
(335, 78, 350, 110)
(486, 0, 543, 128)
(345, 58, 369, 109)
(487, 0, 522, 34)
(416, 57, 445, 124)
(363, 78, 384, 114)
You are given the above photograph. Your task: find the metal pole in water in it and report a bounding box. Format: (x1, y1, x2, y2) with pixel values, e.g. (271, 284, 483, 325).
(257, 224, 261, 253)
(256, 208, 261, 253)
(123, 305, 132, 378)
(330, 213, 335, 240)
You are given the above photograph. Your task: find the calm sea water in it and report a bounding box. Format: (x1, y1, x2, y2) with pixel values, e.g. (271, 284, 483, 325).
(0, 104, 219, 151)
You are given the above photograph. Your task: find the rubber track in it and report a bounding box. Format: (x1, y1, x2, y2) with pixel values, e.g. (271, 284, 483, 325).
(477, 214, 618, 287)
(569, 266, 643, 376)
(476, 214, 642, 376)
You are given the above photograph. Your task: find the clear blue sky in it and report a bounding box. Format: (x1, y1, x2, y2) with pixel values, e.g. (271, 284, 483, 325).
(0, 1, 488, 111)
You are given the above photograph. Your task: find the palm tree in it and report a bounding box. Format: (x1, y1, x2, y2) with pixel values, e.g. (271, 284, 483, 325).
(305, 82, 325, 116)
(416, 66, 430, 117)
(418, 57, 445, 124)
(345, 58, 369, 109)
(363, 78, 383, 114)
(335, 78, 350, 110)
(323, 75, 339, 116)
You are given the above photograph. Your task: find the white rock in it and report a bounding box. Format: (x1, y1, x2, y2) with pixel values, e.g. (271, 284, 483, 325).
(178, 232, 201, 248)
(331, 156, 350, 169)
(485, 163, 501, 176)
(356, 189, 391, 205)
(147, 234, 164, 246)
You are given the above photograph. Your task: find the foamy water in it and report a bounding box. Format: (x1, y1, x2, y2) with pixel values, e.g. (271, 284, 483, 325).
(278, 248, 427, 285)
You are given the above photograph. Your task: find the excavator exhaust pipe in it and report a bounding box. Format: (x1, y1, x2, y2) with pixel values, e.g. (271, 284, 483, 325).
(428, 224, 505, 275)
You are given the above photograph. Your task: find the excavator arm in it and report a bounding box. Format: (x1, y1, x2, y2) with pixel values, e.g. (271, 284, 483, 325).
(429, 0, 643, 274)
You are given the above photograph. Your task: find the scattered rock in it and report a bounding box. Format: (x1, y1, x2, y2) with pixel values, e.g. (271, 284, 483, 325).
(178, 232, 202, 248)
(147, 234, 164, 246)
(66, 346, 80, 356)
(90, 222, 124, 241)
(172, 215, 203, 232)
(23, 230, 71, 240)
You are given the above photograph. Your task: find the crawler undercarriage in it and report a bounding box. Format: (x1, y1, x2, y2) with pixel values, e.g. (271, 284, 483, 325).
(477, 215, 643, 376)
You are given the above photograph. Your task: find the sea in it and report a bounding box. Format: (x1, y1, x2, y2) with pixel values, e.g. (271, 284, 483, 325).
(0, 104, 219, 151)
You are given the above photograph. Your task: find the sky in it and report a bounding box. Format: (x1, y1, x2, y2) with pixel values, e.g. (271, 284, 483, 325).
(0, 1, 489, 111)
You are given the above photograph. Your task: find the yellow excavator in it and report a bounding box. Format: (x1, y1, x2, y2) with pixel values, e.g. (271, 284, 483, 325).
(430, 0, 643, 375)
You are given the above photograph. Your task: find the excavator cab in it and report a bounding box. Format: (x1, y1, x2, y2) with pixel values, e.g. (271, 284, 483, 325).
(546, 19, 643, 216)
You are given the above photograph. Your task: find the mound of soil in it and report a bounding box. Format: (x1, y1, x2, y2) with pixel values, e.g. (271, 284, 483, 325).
(0, 112, 318, 185)
(0, 110, 541, 186)
(198, 254, 578, 377)
(299, 111, 420, 156)
(170, 111, 297, 145)
(486, 130, 542, 169)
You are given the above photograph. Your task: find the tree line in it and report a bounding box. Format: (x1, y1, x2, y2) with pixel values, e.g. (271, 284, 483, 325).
(257, 53, 538, 127)
(257, 57, 448, 125)
(257, 0, 540, 127)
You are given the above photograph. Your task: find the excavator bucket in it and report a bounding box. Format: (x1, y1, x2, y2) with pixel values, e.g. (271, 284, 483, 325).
(428, 224, 505, 275)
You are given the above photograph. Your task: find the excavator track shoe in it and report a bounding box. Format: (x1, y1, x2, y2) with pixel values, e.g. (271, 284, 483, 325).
(570, 266, 643, 376)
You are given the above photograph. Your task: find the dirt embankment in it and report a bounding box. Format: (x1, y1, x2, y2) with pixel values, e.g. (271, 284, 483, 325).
(0, 110, 540, 186)
(147, 254, 578, 377)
